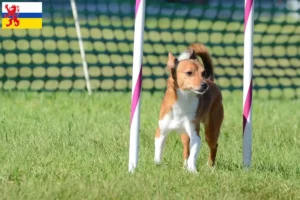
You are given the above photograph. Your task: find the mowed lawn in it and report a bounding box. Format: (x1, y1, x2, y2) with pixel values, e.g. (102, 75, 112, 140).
(0, 91, 300, 199)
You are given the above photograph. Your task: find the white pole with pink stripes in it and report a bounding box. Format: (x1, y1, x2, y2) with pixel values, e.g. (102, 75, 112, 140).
(128, 0, 146, 172)
(243, 0, 254, 167)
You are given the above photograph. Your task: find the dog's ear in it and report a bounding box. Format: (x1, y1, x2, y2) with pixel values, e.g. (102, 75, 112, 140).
(167, 52, 176, 71)
(188, 48, 197, 59)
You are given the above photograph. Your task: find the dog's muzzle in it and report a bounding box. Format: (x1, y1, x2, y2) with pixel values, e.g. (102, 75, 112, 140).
(193, 82, 209, 95)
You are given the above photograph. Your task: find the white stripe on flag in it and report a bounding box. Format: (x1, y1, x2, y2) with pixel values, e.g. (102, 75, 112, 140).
(2, 2, 42, 13)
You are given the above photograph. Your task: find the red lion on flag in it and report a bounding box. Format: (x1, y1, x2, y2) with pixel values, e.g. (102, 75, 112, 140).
(4, 4, 20, 27)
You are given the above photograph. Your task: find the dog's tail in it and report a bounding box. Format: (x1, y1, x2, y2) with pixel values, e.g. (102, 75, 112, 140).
(189, 43, 214, 81)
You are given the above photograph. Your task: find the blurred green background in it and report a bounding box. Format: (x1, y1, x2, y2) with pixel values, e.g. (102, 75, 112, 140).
(0, 0, 299, 98)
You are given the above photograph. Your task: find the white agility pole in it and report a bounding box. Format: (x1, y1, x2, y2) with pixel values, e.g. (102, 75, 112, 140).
(243, 0, 254, 167)
(128, 0, 146, 173)
(70, 0, 92, 95)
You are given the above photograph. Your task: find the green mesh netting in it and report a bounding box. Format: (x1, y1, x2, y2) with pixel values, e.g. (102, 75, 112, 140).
(0, 0, 299, 98)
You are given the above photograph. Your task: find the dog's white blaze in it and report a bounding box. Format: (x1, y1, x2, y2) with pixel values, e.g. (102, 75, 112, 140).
(155, 89, 201, 172)
(177, 50, 191, 61)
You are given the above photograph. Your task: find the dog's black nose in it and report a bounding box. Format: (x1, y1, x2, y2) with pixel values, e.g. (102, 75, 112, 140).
(201, 82, 208, 90)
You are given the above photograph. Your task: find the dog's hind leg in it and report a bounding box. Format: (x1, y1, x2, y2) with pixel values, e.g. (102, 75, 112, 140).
(154, 128, 169, 165)
(205, 134, 218, 167)
(180, 133, 190, 167)
(205, 104, 224, 166)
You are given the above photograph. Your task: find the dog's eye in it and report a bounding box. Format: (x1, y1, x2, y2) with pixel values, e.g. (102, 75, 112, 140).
(185, 71, 193, 76)
(202, 71, 206, 77)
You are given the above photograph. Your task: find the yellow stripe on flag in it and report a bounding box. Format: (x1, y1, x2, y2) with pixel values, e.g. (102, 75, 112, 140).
(2, 18, 42, 29)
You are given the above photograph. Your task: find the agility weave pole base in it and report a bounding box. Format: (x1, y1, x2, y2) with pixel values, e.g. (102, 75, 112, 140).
(128, 0, 146, 173)
(243, 0, 254, 167)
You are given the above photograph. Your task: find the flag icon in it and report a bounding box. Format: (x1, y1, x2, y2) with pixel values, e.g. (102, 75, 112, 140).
(2, 2, 42, 29)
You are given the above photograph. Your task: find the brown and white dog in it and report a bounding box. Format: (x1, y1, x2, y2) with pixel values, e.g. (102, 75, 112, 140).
(154, 43, 224, 173)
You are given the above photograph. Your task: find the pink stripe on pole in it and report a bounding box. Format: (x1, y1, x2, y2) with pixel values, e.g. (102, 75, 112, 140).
(243, 0, 253, 133)
(129, 0, 145, 172)
(243, 80, 252, 133)
(244, 0, 254, 30)
(130, 69, 142, 124)
(135, 0, 141, 15)
(131, 0, 143, 124)
(243, 0, 254, 167)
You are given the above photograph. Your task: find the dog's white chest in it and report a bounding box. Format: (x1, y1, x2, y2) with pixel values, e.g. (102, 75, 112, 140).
(159, 90, 199, 134)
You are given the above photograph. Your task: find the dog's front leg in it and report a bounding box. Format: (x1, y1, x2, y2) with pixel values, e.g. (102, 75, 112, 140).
(154, 113, 172, 164)
(154, 128, 169, 164)
(185, 121, 201, 173)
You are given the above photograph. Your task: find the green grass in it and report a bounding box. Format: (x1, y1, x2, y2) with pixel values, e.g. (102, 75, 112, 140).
(0, 91, 300, 199)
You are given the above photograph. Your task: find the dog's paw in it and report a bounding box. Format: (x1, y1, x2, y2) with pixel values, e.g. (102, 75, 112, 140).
(183, 159, 188, 168)
(207, 160, 216, 168)
(186, 164, 198, 174)
(186, 167, 198, 174)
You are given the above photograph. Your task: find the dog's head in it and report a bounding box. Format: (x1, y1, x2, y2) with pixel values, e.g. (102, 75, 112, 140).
(167, 48, 208, 95)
